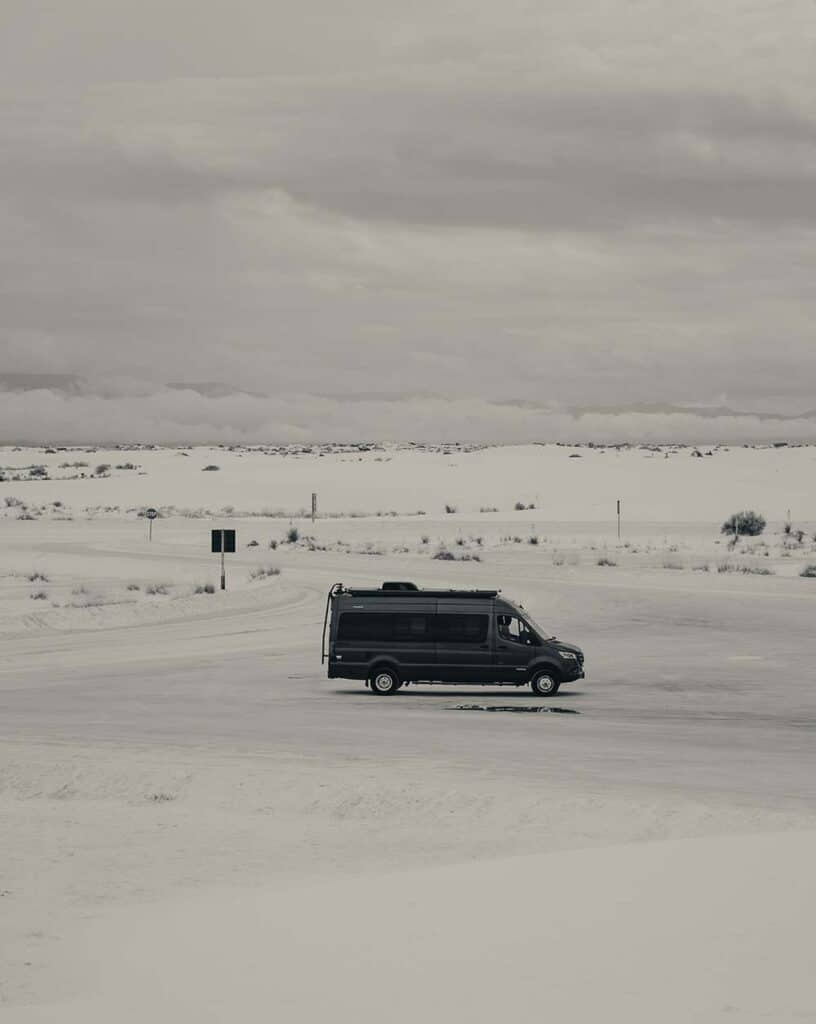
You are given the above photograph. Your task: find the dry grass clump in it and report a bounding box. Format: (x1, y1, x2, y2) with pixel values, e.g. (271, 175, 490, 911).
(444, 504, 458, 514)
(597, 556, 617, 567)
(194, 583, 216, 594)
(202, 464, 220, 471)
(479, 506, 498, 513)
(27, 571, 49, 582)
(145, 582, 171, 595)
(799, 564, 816, 578)
(717, 562, 774, 576)
(249, 566, 281, 580)
(662, 559, 684, 570)
(30, 590, 48, 600)
(721, 510, 766, 540)
(286, 526, 299, 544)
(433, 548, 481, 562)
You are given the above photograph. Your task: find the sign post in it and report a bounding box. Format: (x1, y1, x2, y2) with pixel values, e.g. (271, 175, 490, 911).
(617, 499, 621, 541)
(146, 507, 158, 541)
(311, 492, 317, 525)
(211, 528, 236, 590)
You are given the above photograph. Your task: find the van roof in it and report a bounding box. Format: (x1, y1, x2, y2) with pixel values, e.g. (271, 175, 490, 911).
(341, 584, 499, 599)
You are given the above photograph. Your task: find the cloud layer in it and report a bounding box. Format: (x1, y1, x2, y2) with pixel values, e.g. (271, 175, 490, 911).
(2, 1, 815, 441)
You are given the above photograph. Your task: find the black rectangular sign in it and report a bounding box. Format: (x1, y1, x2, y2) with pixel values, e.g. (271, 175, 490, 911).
(211, 528, 236, 553)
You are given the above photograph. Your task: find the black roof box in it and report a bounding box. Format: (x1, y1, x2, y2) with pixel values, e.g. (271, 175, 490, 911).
(381, 581, 419, 591)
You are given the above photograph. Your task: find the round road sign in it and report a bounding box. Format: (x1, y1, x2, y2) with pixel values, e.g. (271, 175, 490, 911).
(145, 507, 158, 519)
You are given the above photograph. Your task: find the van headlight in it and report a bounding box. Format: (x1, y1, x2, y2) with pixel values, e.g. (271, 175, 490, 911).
(559, 651, 578, 661)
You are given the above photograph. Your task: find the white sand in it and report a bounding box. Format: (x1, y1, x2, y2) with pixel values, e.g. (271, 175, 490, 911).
(1, 443, 814, 1021)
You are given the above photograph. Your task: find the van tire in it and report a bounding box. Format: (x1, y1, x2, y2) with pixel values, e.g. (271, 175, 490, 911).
(369, 666, 400, 695)
(530, 671, 560, 696)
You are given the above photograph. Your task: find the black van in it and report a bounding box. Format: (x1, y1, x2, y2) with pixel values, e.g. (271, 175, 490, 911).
(321, 582, 584, 695)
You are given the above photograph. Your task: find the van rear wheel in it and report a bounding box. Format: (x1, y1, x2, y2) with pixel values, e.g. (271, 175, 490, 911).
(531, 671, 560, 696)
(369, 667, 400, 695)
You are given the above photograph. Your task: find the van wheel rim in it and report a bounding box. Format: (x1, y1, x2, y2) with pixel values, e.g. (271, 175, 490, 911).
(374, 673, 393, 691)
(537, 675, 555, 694)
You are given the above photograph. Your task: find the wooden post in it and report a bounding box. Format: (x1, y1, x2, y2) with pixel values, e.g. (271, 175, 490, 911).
(617, 499, 621, 541)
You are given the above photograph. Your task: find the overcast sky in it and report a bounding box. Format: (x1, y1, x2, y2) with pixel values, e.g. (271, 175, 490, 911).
(2, 0, 815, 442)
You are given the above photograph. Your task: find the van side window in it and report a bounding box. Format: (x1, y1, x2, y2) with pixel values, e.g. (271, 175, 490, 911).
(496, 614, 535, 645)
(435, 614, 488, 644)
(337, 612, 433, 643)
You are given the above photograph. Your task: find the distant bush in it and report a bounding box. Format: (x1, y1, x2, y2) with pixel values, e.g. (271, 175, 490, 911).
(115, 462, 139, 470)
(194, 583, 216, 594)
(800, 564, 816, 578)
(286, 526, 299, 544)
(4, 496, 24, 507)
(455, 537, 465, 546)
(662, 559, 683, 570)
(126, 583, 141, 591)
(94, 463, 111, 477)
(597, 557, 617, 567)
(432, 549, 480, 562)
(202, 464, 220, 472)
(528, 536, 539, 545)
(444, 504, 457, 514)
(268, 539, 278, 550)
(146, 583, 170, 595)
(247, 539, 259, 547)
(479, 506, 498, 513)
(249, 566, 281, 580)
(30, 590, 48, 600)
(514, 501, 526, 511)
(27, 572, 49, 582)
(29, 465, 48, 478)
(420, 535, 430, 545)
(721, 510, 766, 538)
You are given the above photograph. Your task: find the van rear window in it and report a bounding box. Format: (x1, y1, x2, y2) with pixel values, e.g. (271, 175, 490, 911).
(338, 612, 433, 643)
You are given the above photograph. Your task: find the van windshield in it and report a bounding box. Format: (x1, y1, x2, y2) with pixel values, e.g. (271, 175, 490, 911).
(523, 613, 553, 641)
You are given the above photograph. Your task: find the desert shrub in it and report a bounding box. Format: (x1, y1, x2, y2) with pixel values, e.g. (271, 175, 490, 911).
(28, 465, 48, 478)
(420, 535, 430, 545)
(528, 535, 539, 545)
(115, 462, 138, 470)
(455, 537, 465, 546)
(202, 464, 220, 472)
(597, 557, 617, 567)
(249, 566, 281, 580)
(268, 539, 278, 550)
(479, 506, 498, 513)
(18, 512, 36, 520)
(721, 510, 766, 538)
(30, 590, 48, 600)
(94, 463, 111, 476)
(514, 501, 526, 511)
(692, 562, 710, 572)
(145, 583, 170, 595)
(552, 552, 565, 566)
(126, 583, 141, 591)
(247, 539, 259, 547)
(27, 572, 49, 582)
(4, 496, 23, 507)
(433, 549, 455, 560)
(799, 564, 816, 578)
(194, 583, 216, 594)
(662, 559, 683, 570)
(444, 504, 458, 514)
(286, 526, 299, 544)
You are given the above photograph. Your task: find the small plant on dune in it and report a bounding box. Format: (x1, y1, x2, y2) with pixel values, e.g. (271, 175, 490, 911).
(27, 572, 49, 582)
(597, 556, 617, 567)
(799, 564, 816, 578)
(247, 539, 259, 547)
(513, 501, 526, 511)
(444, 504, 458, 514)
(552, 552, 565, 566)
(286, 526, 299, 544)
(433, 549, 455, 561)
(420, 535, 430, 545)
(4, 496, 24, 508)
(249, 566, 281, 580)
(528, 535, 539, 545)
(194, 583, 216, 594)
(126, 583, 141, 591)
(268, 539, 278, 550)
(202, 464, 220, 472)
(721, 510, 766, 540)
(455, 537, 465, 546)
(94, 463, 111, 477)
(30, 590, 48, 600)
(662, 559, 683, 570)
(146, 583, 170, 596)
(479, 506, 498, 513)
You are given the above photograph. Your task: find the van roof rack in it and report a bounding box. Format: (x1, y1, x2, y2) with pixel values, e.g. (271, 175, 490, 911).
(343, 586, 500, 599)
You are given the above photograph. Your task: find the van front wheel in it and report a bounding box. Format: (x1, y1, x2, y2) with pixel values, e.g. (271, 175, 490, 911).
(530, 671, 560, 696)
(369, 667, 400, 695)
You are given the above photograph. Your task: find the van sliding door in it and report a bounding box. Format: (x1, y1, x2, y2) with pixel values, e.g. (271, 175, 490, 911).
(434, 603, 494, 683)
